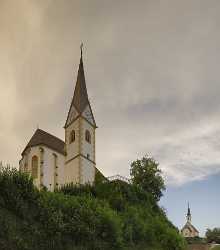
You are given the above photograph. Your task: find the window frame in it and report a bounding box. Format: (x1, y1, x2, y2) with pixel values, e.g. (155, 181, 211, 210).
(85, 130, 91, 144)
(69, 130, 76, 144)
(31, 155, 38, 179)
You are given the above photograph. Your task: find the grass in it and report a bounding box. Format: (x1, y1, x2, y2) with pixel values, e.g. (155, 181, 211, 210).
(212, 246, 220, 250)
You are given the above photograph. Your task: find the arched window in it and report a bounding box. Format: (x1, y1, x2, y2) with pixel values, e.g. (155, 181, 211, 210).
(85, 130, 91, 143)
(32, 156, 38, 179)
(69, 130, 75, 144)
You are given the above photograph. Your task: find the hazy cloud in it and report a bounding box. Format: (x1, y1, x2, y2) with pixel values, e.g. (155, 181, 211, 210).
(1, 0, 220, 186)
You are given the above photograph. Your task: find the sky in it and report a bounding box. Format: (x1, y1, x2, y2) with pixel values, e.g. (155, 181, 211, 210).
(0, 0, 220, 235)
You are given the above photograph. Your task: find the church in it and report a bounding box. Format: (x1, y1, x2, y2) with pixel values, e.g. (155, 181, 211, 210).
(19, 47, 100, 191)
(181, 203, 199, 238)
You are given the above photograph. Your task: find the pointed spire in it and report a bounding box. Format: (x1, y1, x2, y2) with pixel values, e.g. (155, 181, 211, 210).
(186, 202, 192, 223)
(64, 44, 96, 128)
(72, 44, 89, 113)
(187, 202, 191, 216)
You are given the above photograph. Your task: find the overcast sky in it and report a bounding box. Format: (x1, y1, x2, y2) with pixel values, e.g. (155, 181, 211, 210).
(0, 0, 220, 234)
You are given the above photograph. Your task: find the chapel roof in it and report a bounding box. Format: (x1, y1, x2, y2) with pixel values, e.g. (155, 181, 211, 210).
(181, 222, 199, 233)
(22, 129, 65, 156)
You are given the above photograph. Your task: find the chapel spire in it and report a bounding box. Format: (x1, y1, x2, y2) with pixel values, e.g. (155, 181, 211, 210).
(187, 202, 192, 223)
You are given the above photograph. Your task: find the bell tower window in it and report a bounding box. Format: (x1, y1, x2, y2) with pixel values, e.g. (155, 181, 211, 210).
(69, 130, 75, 144)
(85, 130, 91, 143)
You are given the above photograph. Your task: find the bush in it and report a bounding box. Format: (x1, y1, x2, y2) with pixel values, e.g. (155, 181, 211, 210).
(0, 168, 186, 250)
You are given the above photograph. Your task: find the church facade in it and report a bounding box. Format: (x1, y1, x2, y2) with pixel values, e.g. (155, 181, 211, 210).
(19, 48, 98, 191)
(181, 204, 199, 238)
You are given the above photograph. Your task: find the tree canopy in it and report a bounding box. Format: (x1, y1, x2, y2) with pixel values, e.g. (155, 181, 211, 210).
(206, 228, 220, 244)
(130, 156, 165, 201)
(0, 157, 185, 250)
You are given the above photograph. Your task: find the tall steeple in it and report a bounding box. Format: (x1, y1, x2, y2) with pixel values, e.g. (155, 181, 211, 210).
(65, 44, 96, 128)
(72, 44, 89, 113)
(187, 202, 192, 223)
(181, 202, 199, 237)
(64, 45, 97, 185)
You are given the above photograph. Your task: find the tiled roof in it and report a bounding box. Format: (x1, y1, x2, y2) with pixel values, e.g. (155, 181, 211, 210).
(72, 56, 89, 113)
(22, 129, 65, 155)
(181, 222, 199, 233)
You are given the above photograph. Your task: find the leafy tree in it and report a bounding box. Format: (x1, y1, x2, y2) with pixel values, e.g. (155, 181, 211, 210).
(130, 156, 165, 202)
(206, 228, 220, 243)
(0, 159, 186, 250)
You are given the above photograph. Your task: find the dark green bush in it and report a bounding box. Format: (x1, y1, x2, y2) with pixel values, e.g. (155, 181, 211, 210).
(0, 168, 186, 250)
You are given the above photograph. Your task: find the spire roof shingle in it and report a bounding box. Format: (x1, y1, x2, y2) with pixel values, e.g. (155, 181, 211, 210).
(65, 47, 96, 128)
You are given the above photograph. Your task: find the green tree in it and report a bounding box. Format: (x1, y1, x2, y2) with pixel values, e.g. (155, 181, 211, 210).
(0, 161, 186, 250)
(130, 156, 165, 202)
(206, 228, 220, 243)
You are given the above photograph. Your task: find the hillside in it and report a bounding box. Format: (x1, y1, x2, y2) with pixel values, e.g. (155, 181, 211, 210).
(187, 244, 210, 250)
(0, 168, 186, 250)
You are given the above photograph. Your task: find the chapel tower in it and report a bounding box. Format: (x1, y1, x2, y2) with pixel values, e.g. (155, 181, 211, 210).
(64, 46, 97, 184)
(186, 202, 192, 223)
(181, 203, 199, 238)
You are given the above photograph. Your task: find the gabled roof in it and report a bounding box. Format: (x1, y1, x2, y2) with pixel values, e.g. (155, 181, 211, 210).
(64, 48, 96, 128)
(22, 129, 65, 156)
(181, 222, 199, 233)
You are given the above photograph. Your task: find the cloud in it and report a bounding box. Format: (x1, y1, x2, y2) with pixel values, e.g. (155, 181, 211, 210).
(1, 0, 220, 185)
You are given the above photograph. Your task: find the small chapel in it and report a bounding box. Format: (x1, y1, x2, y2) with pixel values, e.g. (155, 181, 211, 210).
(19, 47, 100, 191)
(181, 203, 199, 238)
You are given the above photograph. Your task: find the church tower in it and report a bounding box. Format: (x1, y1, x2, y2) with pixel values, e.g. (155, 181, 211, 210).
(64, 46, 97, 184)
(181, 202, 199, 238)
(187, 202, 192, 223)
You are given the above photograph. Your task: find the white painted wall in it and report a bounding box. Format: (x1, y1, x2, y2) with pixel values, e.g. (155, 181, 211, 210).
(65, 118, 80, 162)
(42, 146, 65, 190)
(81, 119, 95, 162)
(81, 157, 95, 184)
(19, 145, 65, 191)
(80, 119, 96, 184)
(64, 157, 80, 184)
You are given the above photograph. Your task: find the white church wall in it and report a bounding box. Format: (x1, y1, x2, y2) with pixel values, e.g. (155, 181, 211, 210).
(64, 157, 80, 184)
(25, 146, 41, 188)
(42, 147, 65, 191)
(20, 146, 65, 191)
(81, 120, 95, 162)
(81, 157, 95, 184)
(65, 118, 80, 162)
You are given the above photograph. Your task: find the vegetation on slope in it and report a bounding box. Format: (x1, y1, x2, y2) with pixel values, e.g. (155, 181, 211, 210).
(0, 156, 186, 250)
(206, 228, 220, 244)
(212, 247, 220, 250)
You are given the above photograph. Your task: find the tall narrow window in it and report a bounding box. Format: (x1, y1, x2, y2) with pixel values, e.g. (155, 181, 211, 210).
(53, 153, 58, 189)
(85, 130, 91, 143)
(69, 130, 75, 144)
(32, 156, 38, 179)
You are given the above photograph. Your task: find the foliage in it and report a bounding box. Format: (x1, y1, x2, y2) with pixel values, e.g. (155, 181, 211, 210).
(185, 237, 206, 245)
(212, 246, 220, 250)
(206, 228, 220, 243)
(0, 164, 186, 250)
(94, 168, 107, 184)
(130, 156, 165, 201)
